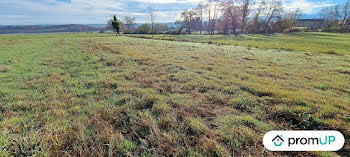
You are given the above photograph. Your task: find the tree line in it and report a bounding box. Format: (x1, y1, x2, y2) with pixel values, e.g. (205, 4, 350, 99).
(106, 16, 170, 35)
(176, 0, 301, 35)
(318, 1, 350, 32)
(107, 0, 350, 35)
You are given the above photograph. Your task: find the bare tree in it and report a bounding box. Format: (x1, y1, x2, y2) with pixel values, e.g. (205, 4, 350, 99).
(207, 0, 220, 35)
(273, 9, 301, 32)
(239, 0, 255, 34)
(212, 0, 220, 35)
(262, 0, 283, 33)
(148, 6, 156, 38)
(207, 0, 212, 34)
(123, 16, 136, 33)
(177, 9, 198, 34)
(220, 0, 240, 34)
(197, 1, 206, 35)
(319, 7, 333, 28)
(249, 0, 267, 33)
(333, 5, 342, 19)
(341, 1, 350, 30)
(319, 5, 341, 31)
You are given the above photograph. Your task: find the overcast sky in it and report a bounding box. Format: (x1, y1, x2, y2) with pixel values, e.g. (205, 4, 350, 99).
(0, 0, 345, 25)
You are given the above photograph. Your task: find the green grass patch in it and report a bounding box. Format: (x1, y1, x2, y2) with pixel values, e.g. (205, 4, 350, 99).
(127, 32, 350, 55)
(0, 33, 348, 156)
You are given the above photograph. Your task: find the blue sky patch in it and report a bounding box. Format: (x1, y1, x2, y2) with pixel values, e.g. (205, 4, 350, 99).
(56, 0, 71, 4)
(0, 0, 343, 25)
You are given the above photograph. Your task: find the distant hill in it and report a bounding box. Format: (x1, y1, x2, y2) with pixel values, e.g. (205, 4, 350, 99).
(86, 24, 107, 27)
(0, 23, 179, 34)
(134, 22, 177, 28)
(0, 24, 103, 34)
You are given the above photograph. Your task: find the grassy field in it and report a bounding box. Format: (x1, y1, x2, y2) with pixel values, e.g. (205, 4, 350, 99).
(127, 32, 350, 55)
(0, 33, 349, 156)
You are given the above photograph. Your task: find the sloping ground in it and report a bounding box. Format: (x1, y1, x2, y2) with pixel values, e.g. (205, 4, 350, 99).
(127, 32, 350, 55)
(0, 33, 349, 156)
(0, 24, 101, 34)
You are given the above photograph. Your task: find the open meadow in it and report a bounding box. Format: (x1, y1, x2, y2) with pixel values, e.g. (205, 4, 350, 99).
(128, 32, 350, 55)
(0, 33, 349, 156)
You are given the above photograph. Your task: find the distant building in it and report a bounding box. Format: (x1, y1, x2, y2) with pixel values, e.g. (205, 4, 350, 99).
(297, 19, 325, 29)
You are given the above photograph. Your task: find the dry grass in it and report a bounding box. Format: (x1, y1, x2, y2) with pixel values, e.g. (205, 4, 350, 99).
(127, 32, 350, 55)
(0, 33, 349, 156)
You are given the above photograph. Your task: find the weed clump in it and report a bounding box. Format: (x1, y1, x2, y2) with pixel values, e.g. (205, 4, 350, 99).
(231, 97, 255, 111)
(188, 118, 209, 135)
(322, 50, 338, 55)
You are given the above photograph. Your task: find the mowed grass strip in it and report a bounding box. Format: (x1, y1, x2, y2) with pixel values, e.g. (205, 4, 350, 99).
(0, 33, 349, 156)
(127, 32, 350, 55)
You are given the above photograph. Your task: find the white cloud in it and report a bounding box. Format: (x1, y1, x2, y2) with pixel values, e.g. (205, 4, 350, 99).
(0, 0, 340, 25)
(130, 0, 202, 4)
(283, 0, 336, 14)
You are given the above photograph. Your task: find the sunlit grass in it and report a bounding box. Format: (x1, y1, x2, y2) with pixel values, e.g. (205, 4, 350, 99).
(0, 33, 349, 156)
(127, 32, 350, 55)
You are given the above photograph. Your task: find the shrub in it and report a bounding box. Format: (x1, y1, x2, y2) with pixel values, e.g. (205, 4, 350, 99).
(322, 50, 338, 55)
(137, 24, 151, 34)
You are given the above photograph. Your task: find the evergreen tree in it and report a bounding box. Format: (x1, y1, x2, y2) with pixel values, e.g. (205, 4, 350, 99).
(112, 15, 120, 35)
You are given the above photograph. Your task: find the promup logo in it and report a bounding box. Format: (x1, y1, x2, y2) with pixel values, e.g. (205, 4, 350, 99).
(272, 135, 284, 147)
(264, 131, 345, 151)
